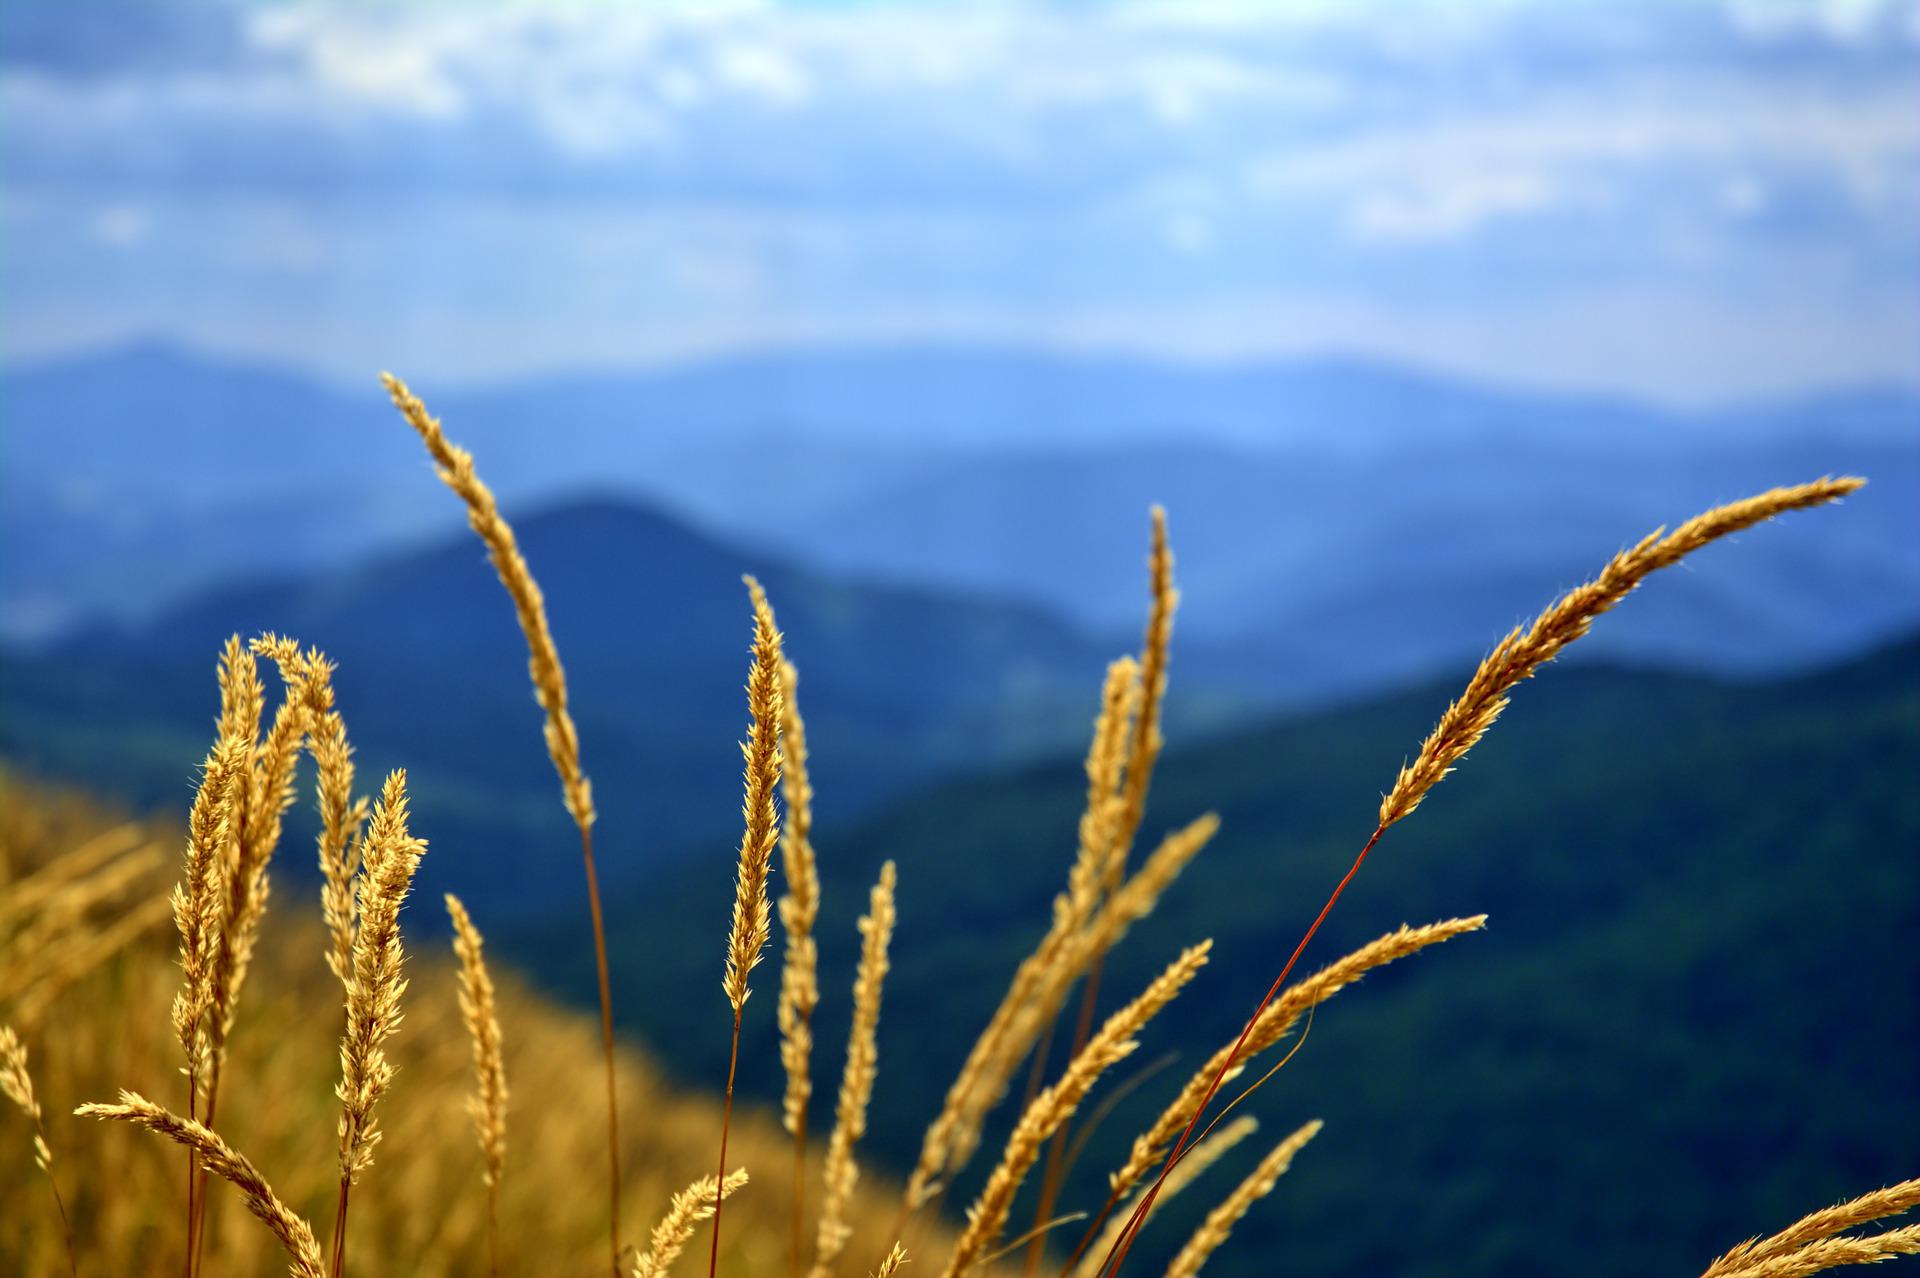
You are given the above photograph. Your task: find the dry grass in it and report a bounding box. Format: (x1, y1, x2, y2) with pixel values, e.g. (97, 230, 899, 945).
(0, 774, 950, 1278)
(0, 385, 1904, 1278)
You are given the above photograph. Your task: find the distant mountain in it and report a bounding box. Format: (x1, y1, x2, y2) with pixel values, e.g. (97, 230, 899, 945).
(0, 494, 1147, 919)
(5, 343, 1915, 687)
(531, 636, 1920, 1278)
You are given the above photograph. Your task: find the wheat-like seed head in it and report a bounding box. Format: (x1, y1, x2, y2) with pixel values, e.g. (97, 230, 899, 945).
(1704, 1179, 1920, 1278)
(724, 575, 786, 1014)
(1163, 1119, 1321, 1278)
(1710, 1227, 1920, 1278)
(1111, 915, 1484, 1202)
(940, 941, 1212, 1278)
(1067, 657, 1143, 943)
(78, 1090, 325, 1278)
(632, 1169, 750, 1278)
(172, 733, 250, 1095)
(445, 893, 509, 1190)
(1, 1023, 47, 1165)
(205, 634, 317, 1062)
(1380, 477, 1863, 827)
(873, 1243, 910, 1278)
(776, 655, 822, 1138)
(382, 372, 595, 831)
(337, 770, 427, 1182)
(810, 860, 897, 1278)
(257, 638, 362, 985)
(1106, 508, 1177, 883)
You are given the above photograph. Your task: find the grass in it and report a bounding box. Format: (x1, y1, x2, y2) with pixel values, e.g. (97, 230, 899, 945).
(0, 376, 1911, 1278)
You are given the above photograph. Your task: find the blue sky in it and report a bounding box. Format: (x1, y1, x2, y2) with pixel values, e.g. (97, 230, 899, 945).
(2, 0, 1917, 403)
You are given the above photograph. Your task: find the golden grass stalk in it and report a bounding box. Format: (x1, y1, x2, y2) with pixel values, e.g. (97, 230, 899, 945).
(382, 371, 625, 1275)
(0, 819, 147, 930)
(219, 634, 311, 1013)
(1103, 480, 1864, 1278)
(3, 842, 164, 981)
(1071, 1116, 1260, 1278)
(634, 1170, 750, 1278)
(1107, 507, 1177, 884)
(1380, 476, 1864, 827)
(7, 893, 172, 1029)
(446, 893, 509, 1278)
(79, 1090, 325, 1278)
(776, 655, 823, 1278)
(726, 577, 787, 1013)
(810, 861, 897, 1278)
(331, 770, 427, 1277)
(1115, 916, 1483, 1204)
(173, 727, 250, 1278)
(939, 941, 1211, 1278)
(259, 638, 362, 985)
(873, 1243, 910, 1278)
(2, 1024, 78, 1277)
(712, 576, 787, 1278)
(381, 373, 594, 829)
(173, 736, 249, 1100)
(1704, 1179, 1920, 1278)
(1033, 516, 1174, 1266)
(902, 662, 1135, 1211)
(904, 810, 1215, 1215)
(1162, 1119, 1321, 1278)
(1711, 1228, 1920, 1278)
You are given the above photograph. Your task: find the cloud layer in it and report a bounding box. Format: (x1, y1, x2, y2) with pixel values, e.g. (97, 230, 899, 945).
(3, 0, 1916, 402)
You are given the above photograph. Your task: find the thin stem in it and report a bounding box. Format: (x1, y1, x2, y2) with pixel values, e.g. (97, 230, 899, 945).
(189, 1064, 225, 1278)
(1099, 824, 1386, 1278)
(579, 823, 622, 1278)
(183, 1074, 200, 1278)
(790, 1104, 809, 1278)
(328, 1178, 351, 1278)
(1024, 955, 1107, 1277)
(486, 1180, 500, 1278)
(35, 1115, 78, 1278)
(710, 1009, 745, 1278)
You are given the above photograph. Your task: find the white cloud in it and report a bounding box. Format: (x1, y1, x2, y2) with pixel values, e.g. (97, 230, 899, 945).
(90, 205, 151, 248)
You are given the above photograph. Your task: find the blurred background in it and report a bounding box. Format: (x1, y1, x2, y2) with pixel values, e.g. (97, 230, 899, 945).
(2, 2, 1916, 1277)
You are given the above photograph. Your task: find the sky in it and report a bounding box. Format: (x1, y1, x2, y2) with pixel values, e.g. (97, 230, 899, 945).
(2, 0, 1917, 404)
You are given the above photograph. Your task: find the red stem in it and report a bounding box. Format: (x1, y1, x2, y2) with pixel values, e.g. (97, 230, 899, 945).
(1098, 824, 1387, 1278)
(709, 1009, 744, 1278)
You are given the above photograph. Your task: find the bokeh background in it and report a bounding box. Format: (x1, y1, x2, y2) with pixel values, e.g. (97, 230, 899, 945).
(3, 3, 1917, 1277)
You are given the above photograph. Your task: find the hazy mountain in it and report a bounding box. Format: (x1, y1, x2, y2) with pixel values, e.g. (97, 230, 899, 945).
(0, 494, 1140, 918)
(5, 343, 1915, 690)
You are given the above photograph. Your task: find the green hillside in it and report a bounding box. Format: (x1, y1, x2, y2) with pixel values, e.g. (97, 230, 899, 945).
(529, 638, 1920, 1278)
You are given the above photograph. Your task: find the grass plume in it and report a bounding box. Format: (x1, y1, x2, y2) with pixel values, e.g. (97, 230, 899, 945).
(447, 893, 509, 1278)
(776, 655, 823, 1278)
(80, 1090, 325, 1278)
(635, 1170, 751, 1278)
(331, 771, 427, 1276)
(811, 860, 897, 1278)
(713, 576, 787, 1278)
(383, 370, 625, 1274)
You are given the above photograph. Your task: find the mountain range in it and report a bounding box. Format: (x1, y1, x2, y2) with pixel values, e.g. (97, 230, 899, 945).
(5, 343, 1915, 698)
